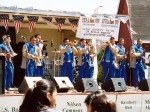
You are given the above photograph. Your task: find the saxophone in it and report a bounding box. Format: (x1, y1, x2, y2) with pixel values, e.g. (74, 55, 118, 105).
(35, 43, 43, 66)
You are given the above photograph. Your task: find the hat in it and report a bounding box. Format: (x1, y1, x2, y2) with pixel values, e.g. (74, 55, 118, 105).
(2, 35, 7, 41)
(2, 35, 10, 41)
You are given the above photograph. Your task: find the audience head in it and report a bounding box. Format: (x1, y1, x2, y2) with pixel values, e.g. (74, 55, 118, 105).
(85, 91, 116, 112)
(19, 79, 57, 112)
(84, 91, 102, 112)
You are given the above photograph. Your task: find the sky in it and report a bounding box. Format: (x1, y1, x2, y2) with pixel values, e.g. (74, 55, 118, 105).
(0, 0, 120, 15)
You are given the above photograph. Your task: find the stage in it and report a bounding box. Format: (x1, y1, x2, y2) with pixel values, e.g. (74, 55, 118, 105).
(0, 87, 150, 112)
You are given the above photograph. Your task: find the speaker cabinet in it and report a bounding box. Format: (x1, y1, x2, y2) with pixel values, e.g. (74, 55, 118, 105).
(74, 78, 99, 92)
(138, 79, 150, 91)
(18, 77, 42, 93)
(101, 78, 127, 92)
(52, 77, 74, 92)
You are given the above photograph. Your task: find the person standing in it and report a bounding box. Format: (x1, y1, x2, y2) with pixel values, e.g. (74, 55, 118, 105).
(21, 36, 37, 77)
(77, 39, 95, 80)
(34, 34, 44, 77)
(86, 40, 97, 78)
(59, 38, 77, 83)
(0, 35, 16, 91)
(116, 38, 127, 83)
(100, 37, 118, 83)
(130, 38, 145, 88)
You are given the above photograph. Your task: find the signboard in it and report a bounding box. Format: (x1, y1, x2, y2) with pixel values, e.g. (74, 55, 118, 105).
(141, 94, 150, 112)
(0, 93, 150, 112)
(116, 94, 142, 112)
(0, 96, 23, 112)
(56, 95, 87, 112)
(76, 16, 120, 41)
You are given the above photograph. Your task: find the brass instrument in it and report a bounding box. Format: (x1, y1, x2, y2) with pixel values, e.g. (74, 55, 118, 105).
(68, 40, 78, 46)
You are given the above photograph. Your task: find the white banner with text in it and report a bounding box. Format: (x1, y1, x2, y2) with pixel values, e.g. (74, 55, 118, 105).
(76, 16, 120, 41)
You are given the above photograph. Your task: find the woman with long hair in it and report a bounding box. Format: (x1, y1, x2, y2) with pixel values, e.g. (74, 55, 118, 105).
(85, 91, 117, 112)
(19, 79, 61, 112)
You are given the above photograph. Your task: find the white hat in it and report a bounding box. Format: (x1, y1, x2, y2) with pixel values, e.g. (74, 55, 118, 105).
(2, 35, 10, 41)
(2, 35, 7, 41)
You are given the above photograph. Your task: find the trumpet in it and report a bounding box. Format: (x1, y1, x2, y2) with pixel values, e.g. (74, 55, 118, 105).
(68, 40, 78, 46)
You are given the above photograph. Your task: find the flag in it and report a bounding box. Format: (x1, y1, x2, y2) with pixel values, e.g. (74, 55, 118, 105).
(27, 16, 39, 32)
(0, 14, 9, 31)
(42, 17, 57, 28)
(12, 15, 24, 34)
(55, 18, 66, 31)
(68, 18, 79, 31)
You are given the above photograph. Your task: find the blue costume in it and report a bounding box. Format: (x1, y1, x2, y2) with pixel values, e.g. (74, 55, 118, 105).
(34, 43, 44, 77)
(0, 43, 14, 89)
(132, 45, 145, 87)
(77, 45, 93, 80)
(100, 44, 117, 82)
(116, 44, 127, 83)
(59, 45, 77, 83)
(24, 43, 36, 77)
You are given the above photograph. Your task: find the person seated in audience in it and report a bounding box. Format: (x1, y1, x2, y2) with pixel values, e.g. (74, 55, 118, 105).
(19, 79, 62, 112)
(84, 91, 102, 112)
(85, 91, 116, 112)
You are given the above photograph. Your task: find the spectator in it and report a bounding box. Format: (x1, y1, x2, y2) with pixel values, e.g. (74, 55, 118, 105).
(84, 91, 102, 112)
(19, 79, 61, 112)
(85, 91, 116, 112)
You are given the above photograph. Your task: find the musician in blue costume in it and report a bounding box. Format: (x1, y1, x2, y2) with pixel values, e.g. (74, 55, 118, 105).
(0, 35, 16, 91)
(77, 39, 96, 80)
(116, 38, 127, 83)
(100, 37, 119, 83)
(21, 36, 37, 77)
(59, 38, 77, 83)
(34, 34, 44, 77)
(130, 38, 145, 88)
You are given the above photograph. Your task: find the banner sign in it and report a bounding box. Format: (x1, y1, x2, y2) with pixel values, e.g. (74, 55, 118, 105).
(1, 94, 150, 112)
(76, 16, 120, 41)
(116, 94, 142, 112)
(141, 94, 150, 112)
